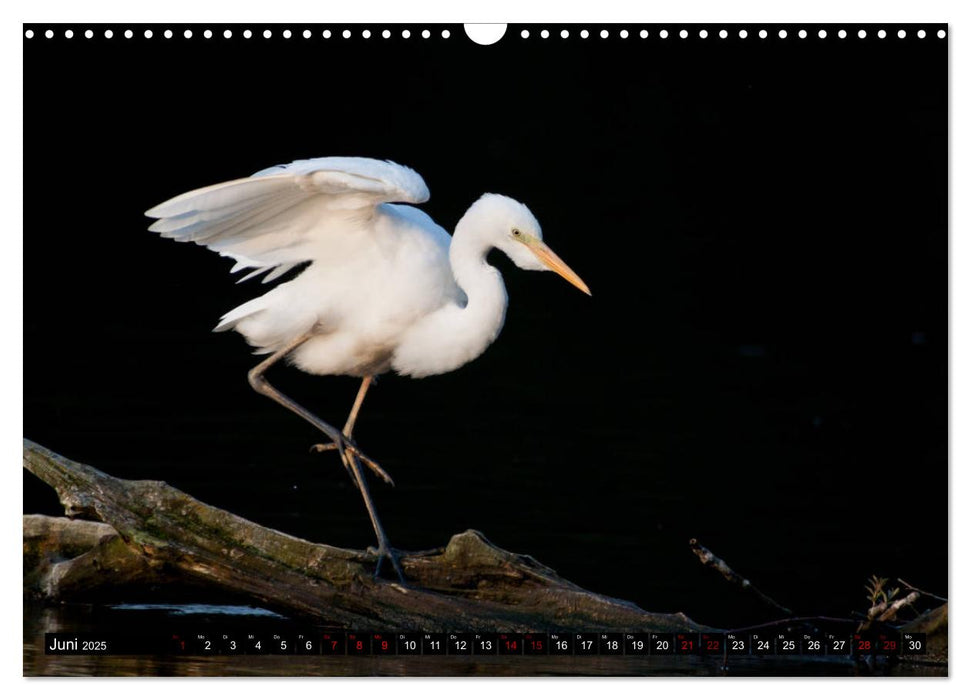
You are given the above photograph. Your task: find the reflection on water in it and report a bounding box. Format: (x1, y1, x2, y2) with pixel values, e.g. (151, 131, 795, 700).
(110, 603, 285, 618)
(26, 602, 939, 677)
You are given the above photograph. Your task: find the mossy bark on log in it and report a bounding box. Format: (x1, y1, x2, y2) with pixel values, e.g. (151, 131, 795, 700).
(24, 514, 169, 599)
(23, 439, 705, 633)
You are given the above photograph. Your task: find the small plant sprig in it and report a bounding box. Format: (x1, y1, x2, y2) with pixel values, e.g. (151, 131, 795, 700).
(865, 575, 900, 609)
(859, 575, 918, 632)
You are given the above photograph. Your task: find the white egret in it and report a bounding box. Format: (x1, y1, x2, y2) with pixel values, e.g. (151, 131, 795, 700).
(145, 157, 590, 581)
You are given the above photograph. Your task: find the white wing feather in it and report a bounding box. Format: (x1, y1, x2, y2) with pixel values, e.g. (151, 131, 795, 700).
(145, 157, 430, 282)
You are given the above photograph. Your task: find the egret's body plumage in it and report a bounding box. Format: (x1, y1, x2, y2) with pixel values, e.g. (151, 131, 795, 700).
(218, 202, 464, 377)
(146, 157, 589, 580)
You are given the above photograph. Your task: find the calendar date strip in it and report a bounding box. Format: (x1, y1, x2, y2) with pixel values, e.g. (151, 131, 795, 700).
(45, 630, 927, 657)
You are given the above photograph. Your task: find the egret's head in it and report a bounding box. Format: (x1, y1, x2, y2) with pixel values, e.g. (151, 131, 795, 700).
(471, 193, 591, 295)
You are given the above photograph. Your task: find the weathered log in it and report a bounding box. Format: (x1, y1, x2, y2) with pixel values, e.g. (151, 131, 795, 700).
(23, 439, 705, 632)
(24, 514, 172, 599)
(900, 603, 948, 665)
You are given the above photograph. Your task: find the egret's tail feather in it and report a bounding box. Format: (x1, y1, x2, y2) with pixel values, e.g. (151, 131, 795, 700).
(214, 297, 267, 333)
(214, 287, 322, 363)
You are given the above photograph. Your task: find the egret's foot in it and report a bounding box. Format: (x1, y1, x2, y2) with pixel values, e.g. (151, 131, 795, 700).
(310, 439, 395, 486)
(367, 544, 406, 584)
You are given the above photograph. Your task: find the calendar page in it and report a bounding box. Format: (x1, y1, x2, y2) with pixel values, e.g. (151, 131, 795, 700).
(23, 21, 947, 677)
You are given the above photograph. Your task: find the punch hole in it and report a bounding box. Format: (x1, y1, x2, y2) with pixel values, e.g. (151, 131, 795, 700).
(25, 29, 34, 39)
(125, 29, 133, 39)
(620, 29, 629, 39)
(85, 29, 93, 39)
(65, 29, 73, 39)
(798, 29, 807, 39)
(362, 30, 371, 39)
(759, 29, 767, 39)
(897, 30, 906, 39)
(164, 29, 173, 39)
(323, 30, 331, 39)
(778, 29, 787, 39)
(560, 29, 569, 39)
(105, 29, 113, 38)
(580, 29, 589, 39)
(838, 30, 847, 39)
(243, 29, 252, 39)
(464, 24, 507, 46)
(719, 29, 727, 39)
(641, 30, 649, 39)
(382, 30, 391, 39)
(402, 29, 411, 39)
(679, 29, 688, 39)
(422, 30, 430, 39)
(184, 30, 193, 39)
(540, 30, 549, 39)
(937, 29, 946, 38)
(917, 30, 926, 38)
(699, 29, 708, 39)
(283, 29, 292, 39)
(144, 29, 153, 39)
(878, 29, 886, 39)
(600, 29, 609, 39)
(738, 29, 747, 39)
(858, 29, 867, 39)
(342, 29, 351, 39)
(660, 29, 669, 39)
(264, 30, 272, 39)
(204, 30, 212, 39)
(520, 30, 529, 39)
(818, 29, 827, 39)
(442, 30, 451, 39)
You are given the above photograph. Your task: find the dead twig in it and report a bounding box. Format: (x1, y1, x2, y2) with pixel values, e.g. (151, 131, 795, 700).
(878, 590, 920, 622)
(727, 615, 857, 634)
(689, 538, 792, 615)
(897, 578, 947, 603)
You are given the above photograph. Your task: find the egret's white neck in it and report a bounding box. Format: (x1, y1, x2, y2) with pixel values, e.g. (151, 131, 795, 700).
(390, 211, 510, 378)
(448, 215, 508, 343)
(390, 210, 511, 378)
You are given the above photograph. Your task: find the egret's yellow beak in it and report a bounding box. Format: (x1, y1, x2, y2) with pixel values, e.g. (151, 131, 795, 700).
(526, 239, 592, 296)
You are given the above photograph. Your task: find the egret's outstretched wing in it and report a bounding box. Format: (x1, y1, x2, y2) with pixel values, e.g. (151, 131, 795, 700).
(145, 157, 430, 282)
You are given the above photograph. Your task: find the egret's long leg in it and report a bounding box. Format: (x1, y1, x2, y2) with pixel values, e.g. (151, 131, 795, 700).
(310, 376, 381, 470)
(247, 334, 405, 583)
(344, 376, 373, 438)
(311, 376, 395, 485)
(247, 336, 389, 481)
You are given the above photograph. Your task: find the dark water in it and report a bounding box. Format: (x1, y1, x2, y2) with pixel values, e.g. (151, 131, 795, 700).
(24, 21, 947, 676)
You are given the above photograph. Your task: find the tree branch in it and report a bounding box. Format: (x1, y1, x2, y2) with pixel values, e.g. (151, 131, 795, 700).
(689, 538, 791, 615)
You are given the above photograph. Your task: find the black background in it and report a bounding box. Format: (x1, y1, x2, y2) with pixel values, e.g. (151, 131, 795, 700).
(24, 24, 947, 629)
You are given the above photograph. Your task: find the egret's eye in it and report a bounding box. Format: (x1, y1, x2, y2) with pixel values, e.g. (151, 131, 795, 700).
(512, 228, 522, 238)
